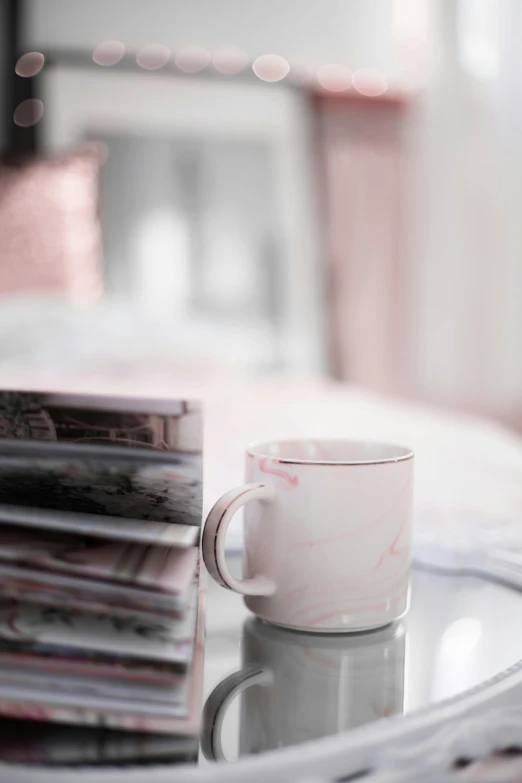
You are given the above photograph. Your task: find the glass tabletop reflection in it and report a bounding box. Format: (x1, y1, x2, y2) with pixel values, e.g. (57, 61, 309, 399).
(200, 553, 522, 764)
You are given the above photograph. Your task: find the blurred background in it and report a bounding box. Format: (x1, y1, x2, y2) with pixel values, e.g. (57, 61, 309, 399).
(0, 0, 521, 430)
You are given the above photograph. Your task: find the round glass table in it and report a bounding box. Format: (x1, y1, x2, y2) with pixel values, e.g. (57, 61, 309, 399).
(200, 552, 522, 765)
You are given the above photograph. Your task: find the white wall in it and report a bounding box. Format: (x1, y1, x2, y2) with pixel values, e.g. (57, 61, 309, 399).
(26, 0, 397, 77)
(410, 0, 522, 415)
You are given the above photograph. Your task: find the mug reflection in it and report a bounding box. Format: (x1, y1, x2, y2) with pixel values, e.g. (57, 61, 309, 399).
(202, 617, 406, 761)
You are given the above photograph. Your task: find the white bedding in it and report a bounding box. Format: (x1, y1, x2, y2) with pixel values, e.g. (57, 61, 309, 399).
(1, 367, 520, 552)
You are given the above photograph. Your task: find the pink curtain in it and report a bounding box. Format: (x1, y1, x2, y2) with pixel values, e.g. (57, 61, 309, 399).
(316, 93, 411, 396)
(0, 149, 103, 302)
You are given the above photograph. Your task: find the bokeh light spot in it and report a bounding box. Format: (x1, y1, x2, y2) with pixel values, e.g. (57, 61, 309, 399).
(92, 40, 125, 66)
(212, 47, 248, 74)
(13, 99, 44, 127)
(15, 52, 45, 78)
(252, 54, 290, 82)
(136, 44, 171, 70)
(352, 68, 388, 97)
(317, 64, 351, 92)
(175, 46, 211, 73)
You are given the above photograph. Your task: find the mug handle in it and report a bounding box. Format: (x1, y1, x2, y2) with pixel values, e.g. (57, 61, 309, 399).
(201, 665, 273, 761)
(202, 483, 276, 596)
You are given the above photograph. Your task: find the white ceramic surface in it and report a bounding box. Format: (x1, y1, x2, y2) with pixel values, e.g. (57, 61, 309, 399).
(202, 439, 414, 632)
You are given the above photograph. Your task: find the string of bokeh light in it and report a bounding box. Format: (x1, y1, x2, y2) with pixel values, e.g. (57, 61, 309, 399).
(15, 52, 45, 78)
(212, 47, 249, 75)
(136, 44, 171, 71)
(252, 54, 290, 82)
(13, 52, 46, 128)
(174, 46, 211, 73)
(317, 64, 352, 92)
(12, 44, 389, 128)
(92, 40, 126, 66)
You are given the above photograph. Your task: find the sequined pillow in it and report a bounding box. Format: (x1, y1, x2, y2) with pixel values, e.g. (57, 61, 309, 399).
(0, 148, 103, 301)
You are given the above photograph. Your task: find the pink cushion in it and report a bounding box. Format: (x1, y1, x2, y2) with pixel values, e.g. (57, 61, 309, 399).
(0, 148, 103, 301)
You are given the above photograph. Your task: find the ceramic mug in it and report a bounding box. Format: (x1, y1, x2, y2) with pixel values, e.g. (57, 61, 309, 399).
(202, 439, 414, 632)
(201, 617, 406, 760)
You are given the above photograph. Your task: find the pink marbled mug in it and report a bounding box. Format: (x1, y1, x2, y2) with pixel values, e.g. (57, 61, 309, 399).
(202, 439, 414, 632)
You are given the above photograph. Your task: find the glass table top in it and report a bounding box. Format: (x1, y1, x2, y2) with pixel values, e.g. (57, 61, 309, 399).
(0, 553, 520, 771)
(200, 553, 522, 765)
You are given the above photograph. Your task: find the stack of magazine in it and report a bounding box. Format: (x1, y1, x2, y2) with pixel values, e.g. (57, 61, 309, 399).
(0, 391, 204, 766)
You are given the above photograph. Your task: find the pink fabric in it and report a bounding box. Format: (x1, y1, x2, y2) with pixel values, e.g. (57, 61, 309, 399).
(316, 94, 410, 395)
(0, 149, 103, 301)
